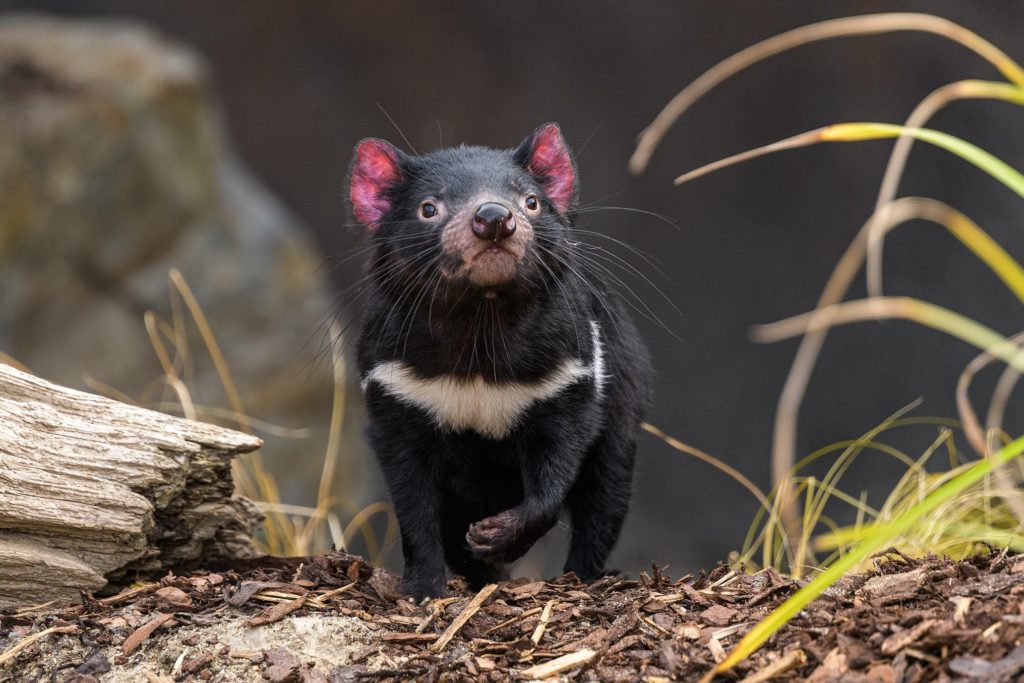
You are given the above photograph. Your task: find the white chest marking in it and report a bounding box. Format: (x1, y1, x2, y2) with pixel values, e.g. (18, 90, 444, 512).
(362, 321, 608, 439)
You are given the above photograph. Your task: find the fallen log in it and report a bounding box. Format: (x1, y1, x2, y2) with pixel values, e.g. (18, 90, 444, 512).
(0, 363, 263, 609)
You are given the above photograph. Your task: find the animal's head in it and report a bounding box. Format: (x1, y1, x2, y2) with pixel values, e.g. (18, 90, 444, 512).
(348, 124, 577, 299)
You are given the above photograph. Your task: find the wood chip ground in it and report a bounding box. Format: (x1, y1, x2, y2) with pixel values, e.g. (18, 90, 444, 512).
(2, 551, 1023, 681)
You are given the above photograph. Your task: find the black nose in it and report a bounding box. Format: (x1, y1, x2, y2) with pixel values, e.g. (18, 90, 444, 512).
(472, 203, 516, 241)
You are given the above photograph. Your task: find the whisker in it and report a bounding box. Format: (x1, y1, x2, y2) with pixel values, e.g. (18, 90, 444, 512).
(563, 239, 682, 318)
(376, 102, 419, 155)
(571, 204, 682, 232)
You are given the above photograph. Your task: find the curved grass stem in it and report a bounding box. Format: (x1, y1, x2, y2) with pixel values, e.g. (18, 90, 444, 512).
(868, 81, 1024, 297)
(631, 12, 1024, 175)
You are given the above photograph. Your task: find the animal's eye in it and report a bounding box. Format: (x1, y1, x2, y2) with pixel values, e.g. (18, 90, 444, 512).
(525, 195, 539, 212)
(419, 201, 438, 219)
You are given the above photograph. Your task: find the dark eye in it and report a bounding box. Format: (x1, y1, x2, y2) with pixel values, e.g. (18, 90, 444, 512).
(525, 195, 539, 211)
(419, 201, 438, 219)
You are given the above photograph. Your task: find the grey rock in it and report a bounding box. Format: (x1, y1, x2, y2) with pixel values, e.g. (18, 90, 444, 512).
(0, 15, 341, 514)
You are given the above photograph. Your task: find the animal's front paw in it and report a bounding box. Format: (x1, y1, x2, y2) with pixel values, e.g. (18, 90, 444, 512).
(401, 571, 448, 601)
(564, 564, 620, 583)
(466, 508, 530, 562)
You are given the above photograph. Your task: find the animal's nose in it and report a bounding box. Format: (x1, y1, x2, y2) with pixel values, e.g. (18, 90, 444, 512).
(472, 202, 516, 241)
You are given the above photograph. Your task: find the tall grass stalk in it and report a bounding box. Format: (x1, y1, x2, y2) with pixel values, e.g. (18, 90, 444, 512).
(635, 11, 1024, 678)
(629, 12, 1024, 175)
(701, 435, 1024, 682)
(86, 269, 399, 561)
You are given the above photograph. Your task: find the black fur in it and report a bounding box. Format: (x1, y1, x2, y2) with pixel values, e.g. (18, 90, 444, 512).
(351, 124, 652, 599)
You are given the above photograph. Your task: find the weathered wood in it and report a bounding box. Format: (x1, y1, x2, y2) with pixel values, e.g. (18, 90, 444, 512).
(0, 363, 262, 609)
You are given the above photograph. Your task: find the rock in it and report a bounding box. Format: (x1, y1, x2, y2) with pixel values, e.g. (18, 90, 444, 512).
(76, 651, 112, 676)
(0, 15, 338, 505)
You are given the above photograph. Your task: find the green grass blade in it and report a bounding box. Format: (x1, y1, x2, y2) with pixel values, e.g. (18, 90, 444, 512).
(674, 124, 1024, 201)
(821, 124, 1024, 198)
(712, 433, 1024, 675)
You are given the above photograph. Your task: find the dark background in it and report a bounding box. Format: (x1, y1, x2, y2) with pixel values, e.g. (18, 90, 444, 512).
(8, 1, 1023, 575)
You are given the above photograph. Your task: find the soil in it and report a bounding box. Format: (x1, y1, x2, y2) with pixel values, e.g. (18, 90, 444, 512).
(1, 550, 1023, 682)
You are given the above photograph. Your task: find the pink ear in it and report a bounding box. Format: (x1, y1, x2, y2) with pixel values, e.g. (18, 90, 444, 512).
(350, 139, 403, 228)
(520, 124, 576, 214)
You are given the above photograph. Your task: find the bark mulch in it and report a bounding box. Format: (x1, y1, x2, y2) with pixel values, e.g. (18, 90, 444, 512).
(2, 549, 1023, 681)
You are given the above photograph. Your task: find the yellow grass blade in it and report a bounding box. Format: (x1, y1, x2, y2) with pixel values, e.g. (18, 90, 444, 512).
(0, 352, 31, 374)
(788, 406, 920, 575)
(342, 501, 400, 564)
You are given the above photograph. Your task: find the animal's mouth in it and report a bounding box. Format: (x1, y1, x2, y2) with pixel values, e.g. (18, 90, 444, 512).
(473, 244, 516, 260)
(465, 244, 521, 286)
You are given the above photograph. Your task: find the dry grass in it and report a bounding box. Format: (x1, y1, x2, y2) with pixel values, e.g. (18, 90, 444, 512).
(89, 268, 398, 561)
(631, 11, 1024, 678)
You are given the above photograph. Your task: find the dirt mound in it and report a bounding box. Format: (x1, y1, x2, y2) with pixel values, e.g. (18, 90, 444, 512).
(2, 550, 1022, 681)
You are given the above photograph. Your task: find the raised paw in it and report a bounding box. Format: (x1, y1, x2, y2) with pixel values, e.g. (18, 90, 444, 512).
(466, 508, 529, 562)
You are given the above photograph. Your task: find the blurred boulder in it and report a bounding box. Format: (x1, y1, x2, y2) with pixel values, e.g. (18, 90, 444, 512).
(0, 15, 337, 489)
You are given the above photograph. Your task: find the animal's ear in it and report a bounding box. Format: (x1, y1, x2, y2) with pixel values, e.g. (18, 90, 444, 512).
(514, 123, 577, 214)
(349, 138, 404, 229)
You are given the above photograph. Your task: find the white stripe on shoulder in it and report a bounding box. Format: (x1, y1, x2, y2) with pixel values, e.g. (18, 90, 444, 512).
(361, 360, 590, 439)
(590, 320, 608, 395)
(362, 320, 609, 439)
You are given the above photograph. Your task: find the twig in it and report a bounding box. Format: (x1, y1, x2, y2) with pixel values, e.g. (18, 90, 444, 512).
(738, 649, 807, 683)
(639, 614, 672, 637)
(315, 582, 357, 603)
(11, 599, 61, 617)
(530, 600, 556, 646)
(704, 570, 738, 592)
(709, 622, 751, 641)
(650, 592, 686, 605)
(251, 591, 307, 603)
(519, 649, 597, 680)
(416, 597, 459, 634)
(485, 606, 543, 635)
(123, 613, 175, 655)
(380, 633, 438, 643)
(247, 594, 306, 626)
(707, 637, 726, 663)
(0, 626, 64, 667)
(429, 583, 497, 652)
(99, 583, 160, 605)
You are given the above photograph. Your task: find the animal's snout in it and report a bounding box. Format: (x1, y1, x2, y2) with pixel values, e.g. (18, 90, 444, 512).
(471, 202, 516, 242)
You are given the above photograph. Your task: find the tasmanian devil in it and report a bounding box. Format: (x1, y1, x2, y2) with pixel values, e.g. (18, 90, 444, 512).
(348, 123, 652, 599)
